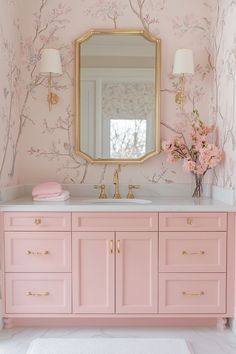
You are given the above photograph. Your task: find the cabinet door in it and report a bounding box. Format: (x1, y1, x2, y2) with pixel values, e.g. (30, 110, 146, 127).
(116, 232, 158, 313)
(73, 232, 115, 313)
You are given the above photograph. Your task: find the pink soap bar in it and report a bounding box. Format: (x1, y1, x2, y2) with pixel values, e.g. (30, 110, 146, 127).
(32, 182, 62, 198)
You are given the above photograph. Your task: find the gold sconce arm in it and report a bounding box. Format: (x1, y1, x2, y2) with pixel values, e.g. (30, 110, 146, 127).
(39, 49, 62, 112)
(175, 74, 186, 110)
(173, 49, 194, 110)
(48, 73, 59, 111)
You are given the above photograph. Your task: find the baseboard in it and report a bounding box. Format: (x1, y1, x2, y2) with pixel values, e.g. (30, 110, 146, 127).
(3, 317, 217, 329)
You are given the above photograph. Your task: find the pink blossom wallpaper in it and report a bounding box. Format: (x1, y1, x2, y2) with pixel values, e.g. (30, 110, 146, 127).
(0, 0, 20, 188)
(211, 0, 236, 203)
(0, 0, 235, 198)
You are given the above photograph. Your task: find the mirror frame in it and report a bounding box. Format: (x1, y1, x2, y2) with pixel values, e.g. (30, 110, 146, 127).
(75, 29, 161, 164)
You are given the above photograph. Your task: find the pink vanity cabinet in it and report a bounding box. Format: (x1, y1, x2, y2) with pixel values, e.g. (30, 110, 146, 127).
(159, 213, 227, 314)
(1, 211, 235, 329)
(72, 213, 158, 314)
(3, 213, 72, 316)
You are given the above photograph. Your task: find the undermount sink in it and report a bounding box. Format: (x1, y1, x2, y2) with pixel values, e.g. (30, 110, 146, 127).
(83, 198, 152, 205)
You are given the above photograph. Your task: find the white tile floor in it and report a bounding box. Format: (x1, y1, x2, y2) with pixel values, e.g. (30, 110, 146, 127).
(0, 327, 236, 354)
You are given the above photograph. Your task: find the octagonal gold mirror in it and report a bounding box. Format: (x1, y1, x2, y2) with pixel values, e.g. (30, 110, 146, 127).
(75, 29, 161, 164)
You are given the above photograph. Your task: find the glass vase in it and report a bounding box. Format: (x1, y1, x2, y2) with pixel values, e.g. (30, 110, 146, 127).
(192, 174, 203, 198)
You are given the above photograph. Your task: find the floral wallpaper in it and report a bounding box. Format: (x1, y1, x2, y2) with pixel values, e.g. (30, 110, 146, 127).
(211, 0, 236, 203)
(0, 0, 20, 188)
(1, 0, 234, 196)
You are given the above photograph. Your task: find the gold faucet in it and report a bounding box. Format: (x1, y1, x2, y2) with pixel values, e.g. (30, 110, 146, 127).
(113, 169, 121, 199)
(126, 184, 140, 199)
(94, 184, 107, 199)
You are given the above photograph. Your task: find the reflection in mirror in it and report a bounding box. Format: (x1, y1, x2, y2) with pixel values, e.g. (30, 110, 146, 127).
(76, 30, 161, 163)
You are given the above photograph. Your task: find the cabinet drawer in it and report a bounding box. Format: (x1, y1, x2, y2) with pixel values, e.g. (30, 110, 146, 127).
(159, 232, 226, 272)
(159, 213, 227, 231)
(5, 273, 71, 314)
(72, 213, 158, 231)
(4, 212, 71, 231)
(5, 232, 71, 272)
(159, 273, 226, 314)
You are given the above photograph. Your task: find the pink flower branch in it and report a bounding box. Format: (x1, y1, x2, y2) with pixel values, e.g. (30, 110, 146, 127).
(29, 105, 89, 184)
(162, 109, 223, 196)
(129, 0, 160, 31)
(83, 0, 126, 29)
(8, 1, 71, 178)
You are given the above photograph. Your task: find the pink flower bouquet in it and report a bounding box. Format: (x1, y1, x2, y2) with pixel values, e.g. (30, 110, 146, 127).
(162, 110, 223, 197)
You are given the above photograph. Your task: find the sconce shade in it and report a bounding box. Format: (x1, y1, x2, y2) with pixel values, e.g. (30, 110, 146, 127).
(173, 49, 194, 76)
(40, 49, 62, 76)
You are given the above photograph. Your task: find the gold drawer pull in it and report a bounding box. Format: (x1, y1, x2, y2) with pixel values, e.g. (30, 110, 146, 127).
(34, 218, 42, 225)
(110, 240, 114, 254)
(26, 291, 50, 297)
(182, 291, 205, 296)
(186, 217, 193, 225)
(27, 250, 50, 256)
(182, 250, 205, 256)
(117, 240, 121, 254)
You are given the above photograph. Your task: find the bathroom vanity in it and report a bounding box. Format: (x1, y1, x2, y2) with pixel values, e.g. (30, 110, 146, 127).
(1, 198, 235, 329)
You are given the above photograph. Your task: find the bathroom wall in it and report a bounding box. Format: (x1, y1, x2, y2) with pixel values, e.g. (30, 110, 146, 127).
(0, 0, 20, 189)
(11, 0, 214, 187)
(212, 0, 236, 327)
(211, 0, 236, 204)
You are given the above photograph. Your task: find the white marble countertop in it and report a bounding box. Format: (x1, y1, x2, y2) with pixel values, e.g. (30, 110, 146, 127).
(0, 196, 235, 212)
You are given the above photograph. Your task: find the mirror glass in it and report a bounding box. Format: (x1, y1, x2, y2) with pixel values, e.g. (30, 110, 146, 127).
(75, 30, 161, 163)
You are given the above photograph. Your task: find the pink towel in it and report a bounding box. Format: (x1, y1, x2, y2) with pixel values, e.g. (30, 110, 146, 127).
(33, 190, 70, 202)
(32, 182, 62, 198)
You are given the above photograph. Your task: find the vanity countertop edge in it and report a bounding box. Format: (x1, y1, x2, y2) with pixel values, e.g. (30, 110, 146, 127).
(0, 196, 235, 212)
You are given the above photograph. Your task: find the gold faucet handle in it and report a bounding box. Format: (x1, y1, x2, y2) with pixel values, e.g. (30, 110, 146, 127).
(126, 184, 141, 199)
(94, 184, 108, 199)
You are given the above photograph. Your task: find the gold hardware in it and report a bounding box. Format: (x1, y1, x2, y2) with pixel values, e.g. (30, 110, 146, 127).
(113, 169, 121, 199)
(27, 250, 50, 256)
(34, 218, 42, 225)
(26, 291, 50, 297)
(117, 240, 121, 254)
(182, 250, 205, 256)
(75, 29, 161, 164)
(94, 184, 107, 199)
(175, 74, 186, 110)
(187, 217, 193, 225)
(110, 240, 114, 254)
(182, 291, 205, 296)
(47, 73, 59, 112)
(126, 185, 141, 199)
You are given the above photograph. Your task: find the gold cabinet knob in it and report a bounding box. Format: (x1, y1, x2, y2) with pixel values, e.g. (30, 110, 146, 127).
(186, 217, 193, 225)
(126, 185, 141, 199)
(94, 184, 107, 199)
(34, 218, 42, 225)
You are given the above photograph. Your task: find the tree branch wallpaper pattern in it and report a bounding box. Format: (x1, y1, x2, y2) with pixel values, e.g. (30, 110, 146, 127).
(211, 0, 236, 202)
(0, 0, 235, 203)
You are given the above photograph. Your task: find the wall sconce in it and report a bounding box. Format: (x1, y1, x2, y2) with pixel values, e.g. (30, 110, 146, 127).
(173, 49, 194, 109)
(39, 49, 62, 111)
